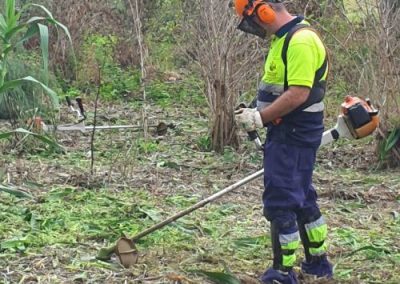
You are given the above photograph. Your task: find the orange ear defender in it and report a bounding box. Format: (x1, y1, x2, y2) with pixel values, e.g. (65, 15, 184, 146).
(256, 2, 276, 24)
(234, 0, 277, 24)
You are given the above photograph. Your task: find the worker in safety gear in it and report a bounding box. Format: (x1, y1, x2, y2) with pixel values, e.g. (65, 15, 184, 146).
(233, 1, 333, 283)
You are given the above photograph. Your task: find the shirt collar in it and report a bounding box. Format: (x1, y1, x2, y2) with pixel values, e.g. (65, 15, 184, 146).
(275, 16, 305, 38)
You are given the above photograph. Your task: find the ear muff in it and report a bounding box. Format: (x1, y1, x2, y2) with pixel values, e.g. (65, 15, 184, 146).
(255, 2, 276, 24)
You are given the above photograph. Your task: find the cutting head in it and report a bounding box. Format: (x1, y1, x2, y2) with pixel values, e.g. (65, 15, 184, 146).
(115, 237, 138, 268)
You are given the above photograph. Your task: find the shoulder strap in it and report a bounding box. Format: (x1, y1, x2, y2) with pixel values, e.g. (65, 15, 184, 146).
(282, 24, 328, 92)
(282, 24, 308, 92)
(281, 24, 329, 112)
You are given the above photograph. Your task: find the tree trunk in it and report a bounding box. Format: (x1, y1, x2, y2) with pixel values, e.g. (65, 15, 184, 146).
(180, 0, 264, 153)
(211, 80, 238, 153)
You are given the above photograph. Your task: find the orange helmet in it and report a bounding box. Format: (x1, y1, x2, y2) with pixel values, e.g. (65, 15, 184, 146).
(234, 0, 280, 24)
(234, 0, 252, 17)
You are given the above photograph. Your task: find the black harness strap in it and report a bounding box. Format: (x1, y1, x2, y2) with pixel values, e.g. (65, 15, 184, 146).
(281, 24, 328, 111)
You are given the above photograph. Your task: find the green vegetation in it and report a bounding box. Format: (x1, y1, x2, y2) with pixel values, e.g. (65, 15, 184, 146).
(0, 0, 72, 197)
(1, 125, 399, 282)
(0, 0, 72, 115)
(77, 34, 141, 101)
(0, 0, 399, 283)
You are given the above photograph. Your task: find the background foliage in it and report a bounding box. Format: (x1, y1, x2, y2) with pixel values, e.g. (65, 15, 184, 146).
(0, 1, 399, 283)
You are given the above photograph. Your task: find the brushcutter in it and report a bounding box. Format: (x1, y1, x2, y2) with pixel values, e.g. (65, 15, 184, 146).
(97, 96, 379, 268)
(35, 97, 174, 134)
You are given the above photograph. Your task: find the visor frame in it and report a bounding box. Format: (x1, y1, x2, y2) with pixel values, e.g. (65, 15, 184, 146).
(237, 14, 267, 39)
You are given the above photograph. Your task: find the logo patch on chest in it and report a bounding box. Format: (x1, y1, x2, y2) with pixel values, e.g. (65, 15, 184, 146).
(269, 62, 277, 72)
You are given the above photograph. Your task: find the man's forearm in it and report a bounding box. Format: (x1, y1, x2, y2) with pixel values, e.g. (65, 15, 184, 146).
(259, 86, 310, 124)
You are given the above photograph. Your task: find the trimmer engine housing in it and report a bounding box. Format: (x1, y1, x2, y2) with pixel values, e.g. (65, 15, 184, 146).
(341, 96, 379, 139)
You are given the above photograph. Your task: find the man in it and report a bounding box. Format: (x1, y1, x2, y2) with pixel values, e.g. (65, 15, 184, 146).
(233, 1, 333, 283)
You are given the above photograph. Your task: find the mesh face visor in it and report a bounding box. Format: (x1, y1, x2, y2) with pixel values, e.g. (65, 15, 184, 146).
(237, 15, 267, 38)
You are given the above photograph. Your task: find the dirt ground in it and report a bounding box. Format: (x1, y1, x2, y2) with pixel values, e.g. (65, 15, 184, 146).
(0, 101, 399, 284)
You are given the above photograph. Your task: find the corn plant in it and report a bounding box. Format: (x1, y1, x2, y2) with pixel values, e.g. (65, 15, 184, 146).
(0, 0, 73, 111)
(0, 0, 71, 180)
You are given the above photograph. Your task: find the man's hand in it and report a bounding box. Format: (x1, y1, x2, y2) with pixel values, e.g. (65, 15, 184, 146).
(234, 108, 264, 132)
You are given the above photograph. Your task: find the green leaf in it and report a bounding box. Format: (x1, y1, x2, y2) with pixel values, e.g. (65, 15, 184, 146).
(384, 129, 400, 153)
(47, 19, 75, 68)
(6, 0, 14, 21)
(0, 238, 27, 252)
(15, 127, 62, 148)
(0, 14, 7, 32)
(137, 207, 161, 221)
(6, 0, 15, 20)
(2, 43, 13, 59)
(26, 16, 46, 24)
(47, 188, 77, 201)
(4, 23, 26, 41)
(18, 23, 39, 45)
(0, 78, 23, 92)
(0, 76, 59, 107)
(46, 18, 74, 53)
(22, 3, 69, 42)
(0, 131, 13, 139)
(38, 23, 49, 84)
(5, 0, 17, 31)
(18, 4, 74, 60)
(23, 4, 75, 64)
(30, 4, 55, 20)
(193, 270, 241, 284)
(337, 269, 353, 278)
(0, 184, 33, 198)
(379, 129, 400, 161)
(0, 128, 64, 152)
(233, 235, 268, 248)
(346, 245, 390, 257)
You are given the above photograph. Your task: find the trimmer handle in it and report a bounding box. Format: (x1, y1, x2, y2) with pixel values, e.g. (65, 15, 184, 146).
(247, 130, 263, 150)
(236, 101, 263, 150)
(247, 130, 260, 141)
(75, 97, 86, 120)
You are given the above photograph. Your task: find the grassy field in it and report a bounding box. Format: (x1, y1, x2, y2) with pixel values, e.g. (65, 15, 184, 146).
(1, 89, 399, 284)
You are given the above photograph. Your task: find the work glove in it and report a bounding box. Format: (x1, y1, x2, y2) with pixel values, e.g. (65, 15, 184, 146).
(234, 108, 264, 132)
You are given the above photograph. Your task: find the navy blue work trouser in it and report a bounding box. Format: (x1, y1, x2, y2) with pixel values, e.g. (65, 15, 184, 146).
(262, 140, 321, 223)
